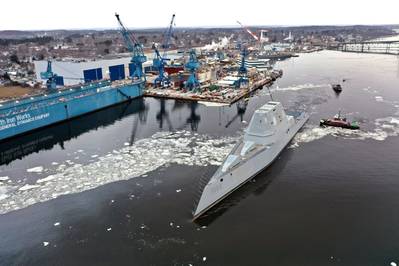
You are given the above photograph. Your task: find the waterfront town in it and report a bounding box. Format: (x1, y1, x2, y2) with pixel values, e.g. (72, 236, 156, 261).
(0, 24, 397, 98)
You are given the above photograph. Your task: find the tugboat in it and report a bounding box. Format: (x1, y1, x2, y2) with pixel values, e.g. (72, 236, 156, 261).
(332, 84, 342, 93)
(320, 111, 359, 129)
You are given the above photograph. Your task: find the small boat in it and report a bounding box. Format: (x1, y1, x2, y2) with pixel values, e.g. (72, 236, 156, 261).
(332, 84, 342, 93)
(320, 112, 359, 129)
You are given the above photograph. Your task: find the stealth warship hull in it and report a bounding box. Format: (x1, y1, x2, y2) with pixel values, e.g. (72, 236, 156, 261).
(193, 101, 308, 219)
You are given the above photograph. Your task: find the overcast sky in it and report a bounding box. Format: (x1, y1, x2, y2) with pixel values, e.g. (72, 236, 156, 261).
(1, 0, 398, 30)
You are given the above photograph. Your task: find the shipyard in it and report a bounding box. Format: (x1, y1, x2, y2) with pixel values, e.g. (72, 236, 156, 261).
(1, 1, 399, 265)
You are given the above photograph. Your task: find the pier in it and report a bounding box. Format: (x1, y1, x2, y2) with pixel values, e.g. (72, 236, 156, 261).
(144, 71, 282, 105)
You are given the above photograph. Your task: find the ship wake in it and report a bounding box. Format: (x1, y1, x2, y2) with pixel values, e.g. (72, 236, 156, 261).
(291, 100, 399, 146)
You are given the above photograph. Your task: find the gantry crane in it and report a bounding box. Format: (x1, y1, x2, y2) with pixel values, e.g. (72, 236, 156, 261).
(40, 60, 84, 89)
(237, 47, 250, 88)
(185, 49, 200, 90)
(115, 13, 147, 81)
(40, 60, 59, 89)
(152, 14, 176, 88)
(161, 14, 175, 59)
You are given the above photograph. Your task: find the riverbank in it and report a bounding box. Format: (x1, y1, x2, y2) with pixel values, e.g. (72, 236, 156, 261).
(0, 85, 42, 102)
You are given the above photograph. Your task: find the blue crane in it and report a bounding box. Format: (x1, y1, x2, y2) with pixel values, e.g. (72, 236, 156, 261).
(152, 44, 169, 87)
(40, 60, 88, 89)
(115, 13, 147, 81)
(161, 14, 175, 59)
(40, 60, 57, 89)
(237, 47, 250, 88)
(152, 14, 175, 87)
(185, 49, 200, 90)
(40, 60, 64, 89)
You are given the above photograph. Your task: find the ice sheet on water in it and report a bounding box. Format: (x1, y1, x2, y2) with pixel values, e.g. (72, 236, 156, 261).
(6, 98, 398, 214)
(0, 186, 10, 201)
(0, 131, 237, 214)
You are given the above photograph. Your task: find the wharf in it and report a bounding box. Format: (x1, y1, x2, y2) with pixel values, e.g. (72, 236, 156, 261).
(144, 71, 282, 105)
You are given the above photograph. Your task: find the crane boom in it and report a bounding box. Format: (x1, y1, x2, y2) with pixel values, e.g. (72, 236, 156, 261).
(152, 14, 176, 87)
(237, 21, 259, 41)
(161, 14, 176, 58)
(115, 13, 147, 80)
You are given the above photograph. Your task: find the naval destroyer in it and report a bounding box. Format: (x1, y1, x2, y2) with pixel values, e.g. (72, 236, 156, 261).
(193, 101, 309, 219)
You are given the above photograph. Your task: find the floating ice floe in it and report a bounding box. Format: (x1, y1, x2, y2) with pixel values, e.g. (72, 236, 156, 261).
(198, 101, 230, 107)
(375, 96, 384, 102)
(19, 184, 40, 191)
(0, 194, 8, 201)
(0, 176, 9, 182)
(272, 83, 329, 92)
(291, 102, 399, 146)
(8, 109, 399, 214)
(36, 175, 56, 184)
(0, 131, 237, 214)
(26, 166, 44, 173)
(0, 186, 9, 201)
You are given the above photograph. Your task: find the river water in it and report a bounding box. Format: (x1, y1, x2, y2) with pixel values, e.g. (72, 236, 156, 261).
(1, 50, 399, 265)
